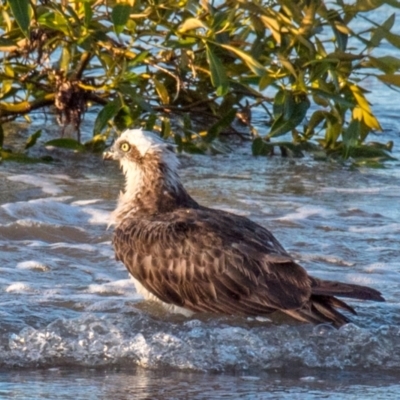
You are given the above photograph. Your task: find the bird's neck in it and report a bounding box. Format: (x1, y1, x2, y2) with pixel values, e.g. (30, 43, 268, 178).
(111, 165, 198, 225)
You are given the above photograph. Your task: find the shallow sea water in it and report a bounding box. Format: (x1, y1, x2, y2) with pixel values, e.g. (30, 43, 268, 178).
(1, 122, 400, 397)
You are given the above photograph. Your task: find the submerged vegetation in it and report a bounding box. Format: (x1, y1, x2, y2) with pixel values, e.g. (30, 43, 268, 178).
(1, 0, 400, 163)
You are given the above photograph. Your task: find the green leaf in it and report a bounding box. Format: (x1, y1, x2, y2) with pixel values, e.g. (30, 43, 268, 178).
(355, 0, 386, 11)
(367, 56, 400, 74)
(377, 74, 400, 87)
(252, 137, 272, 156)
(219, 44, 265, 76)
(342, 119, 360, 158)
(114, 105, 134, 131)
(153, 78, 170, 104)
(8, 0, 31, 38)
(161, 118, 171, 139)
(145, 114, 157, 131)
(325, 119, 342, 148)
(385, 31, 400, 49)
(111, 4, 131, 35)
(333, 26, 348, 52)
(94, 99, 122, 135)
(174, 133, 183, 153)
(0, 149, 53, 163)
(305, 111, 327, 137)
(206, 45, 229, 96)
(309, 88, 354, 108)
(269, 93, 310, 138)
(25, 129, 41, 150)
(273, 90, 294, 120)
(45, 138, 86, 151)
(205, 109, 236, 142)
(83, 0, 93, 27)
(84, 135, 107, 153)
(348, 145, 396, 161)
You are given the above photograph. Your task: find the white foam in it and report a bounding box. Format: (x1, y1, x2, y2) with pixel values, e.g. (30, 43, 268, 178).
(6, 282, 32, 293)
(86, 279, 135, 296)
(278, 205, 332, 221)
(7, 174, 71, 195)
(84, 207, 111, 225)
(2, 197, 108, 227)
(16, 261, 49, 271)
(72, 199, 102, 206)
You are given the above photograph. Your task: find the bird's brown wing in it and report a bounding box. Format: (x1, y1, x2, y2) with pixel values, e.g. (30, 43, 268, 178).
(113, 207, 312, 316)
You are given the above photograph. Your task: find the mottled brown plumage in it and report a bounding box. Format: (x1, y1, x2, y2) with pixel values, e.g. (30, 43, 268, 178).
(104, 129, 384, 327)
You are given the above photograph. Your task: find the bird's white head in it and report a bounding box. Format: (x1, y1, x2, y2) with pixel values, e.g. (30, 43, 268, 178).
(104, 128, 180, 200)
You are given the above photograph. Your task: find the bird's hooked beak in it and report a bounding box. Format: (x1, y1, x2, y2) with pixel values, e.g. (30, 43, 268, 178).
(103, 145, 117, 161)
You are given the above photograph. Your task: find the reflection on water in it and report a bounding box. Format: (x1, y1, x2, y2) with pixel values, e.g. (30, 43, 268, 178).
(1, 367, 400, 400)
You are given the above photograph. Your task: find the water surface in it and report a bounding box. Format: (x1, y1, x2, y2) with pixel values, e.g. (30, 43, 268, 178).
(1, 130, 400, 397)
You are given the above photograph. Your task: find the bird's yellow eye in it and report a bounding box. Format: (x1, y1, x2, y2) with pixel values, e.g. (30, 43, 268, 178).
(120, 142, 130, 152)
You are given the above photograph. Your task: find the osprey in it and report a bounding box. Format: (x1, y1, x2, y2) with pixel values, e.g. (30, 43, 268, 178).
(104, 129, 384, 327)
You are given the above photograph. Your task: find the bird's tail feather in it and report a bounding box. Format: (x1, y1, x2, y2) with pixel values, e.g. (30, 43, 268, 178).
(310, 278, 385, 302)
(283, 279, 384, 328)
(283, 295, 352, 328)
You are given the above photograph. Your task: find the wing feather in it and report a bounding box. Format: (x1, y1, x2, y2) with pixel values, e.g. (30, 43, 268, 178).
(113, 207, 312, 315)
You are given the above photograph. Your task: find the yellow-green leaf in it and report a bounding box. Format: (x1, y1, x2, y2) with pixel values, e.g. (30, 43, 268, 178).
(25, 129, 41, 150)
(153, 78, 170, 104)
(179, 18, 207, 33)
(220, 44, 265, 76)
(377, 74, 400, 87)
(348, 84, 372, 113)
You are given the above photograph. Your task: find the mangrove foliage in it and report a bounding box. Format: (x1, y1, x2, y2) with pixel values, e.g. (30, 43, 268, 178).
(1, 0, 400, 163)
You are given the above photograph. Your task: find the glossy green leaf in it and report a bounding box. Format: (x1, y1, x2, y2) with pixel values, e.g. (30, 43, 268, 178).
(206, 45, 229, 96)
(94, 99, 122, 134)
(269, 94, 310, 138)
(112, 4, 131, 35)
(343, 118, 360, 153)
(84, 0, 93, 27)
(25, 129, 41, 150)
(205, 109, 236, 142)
(114, 105, 134, 131)
(8, 0, 30, 38)
(220, 44, 265, 76)
(309, 88, 354, 108)
(252, 137, 272, 156)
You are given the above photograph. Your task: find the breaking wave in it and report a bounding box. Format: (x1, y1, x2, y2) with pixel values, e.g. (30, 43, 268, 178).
(3, 312, 399, 372)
